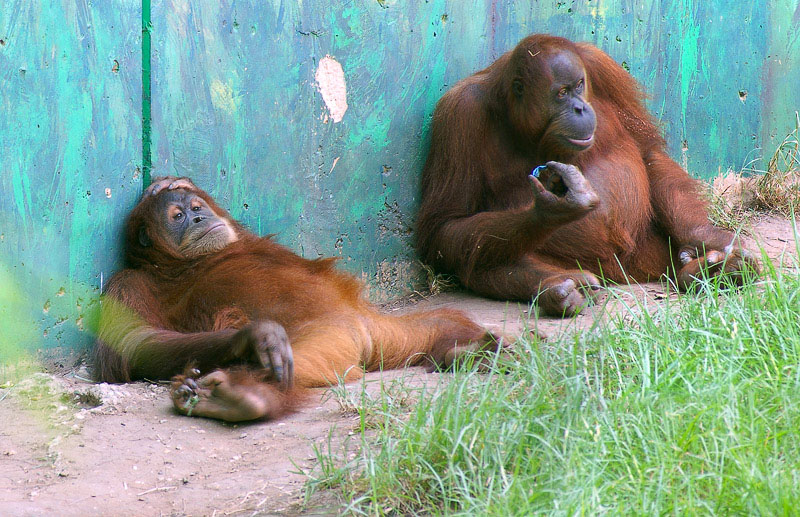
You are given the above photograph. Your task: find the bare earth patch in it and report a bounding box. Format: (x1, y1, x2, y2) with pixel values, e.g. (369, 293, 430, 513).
(1, 214, 796, 516)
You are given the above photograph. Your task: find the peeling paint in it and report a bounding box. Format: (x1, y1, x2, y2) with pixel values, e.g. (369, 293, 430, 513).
(315, 55, 348, 123)
(362, 259, 419, 303)
(210, 78, 238, 115)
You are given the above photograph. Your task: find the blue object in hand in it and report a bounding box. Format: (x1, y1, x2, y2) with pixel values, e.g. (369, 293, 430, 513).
(531, 165, 547, 178)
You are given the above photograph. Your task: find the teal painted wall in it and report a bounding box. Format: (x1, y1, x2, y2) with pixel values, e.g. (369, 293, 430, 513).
(2, 1, 799, 358)
(0, 0, 142, 364)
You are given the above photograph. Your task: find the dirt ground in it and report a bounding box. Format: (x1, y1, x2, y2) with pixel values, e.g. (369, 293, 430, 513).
(1, 214, 797, 517)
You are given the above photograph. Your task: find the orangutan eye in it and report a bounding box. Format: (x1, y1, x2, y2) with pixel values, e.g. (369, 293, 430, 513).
(558, 87, 568, 98)
(174, 212, 184, 221)
(576, 79, 584, 91)
(191, 206, 200, 212)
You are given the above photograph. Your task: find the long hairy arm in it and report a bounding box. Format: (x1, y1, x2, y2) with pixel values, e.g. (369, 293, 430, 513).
(416, 87, 567, 281)
(93, 271, 240, 382)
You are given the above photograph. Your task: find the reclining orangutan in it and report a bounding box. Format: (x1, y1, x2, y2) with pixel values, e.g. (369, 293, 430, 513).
(416, 34, 757, 316)
(94, 177, 506, 422)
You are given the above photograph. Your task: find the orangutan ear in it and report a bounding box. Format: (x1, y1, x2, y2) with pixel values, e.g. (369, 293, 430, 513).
(138, 227, 152, 247)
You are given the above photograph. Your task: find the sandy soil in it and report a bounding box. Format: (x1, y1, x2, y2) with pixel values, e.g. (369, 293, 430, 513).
(1, 214, 796, 517)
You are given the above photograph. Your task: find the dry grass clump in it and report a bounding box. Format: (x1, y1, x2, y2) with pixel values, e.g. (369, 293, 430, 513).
(707, 169, 758, 230)
(752, 112, 800, 217)
(708, 112, 800, 229)
(419, 262, 456, 296)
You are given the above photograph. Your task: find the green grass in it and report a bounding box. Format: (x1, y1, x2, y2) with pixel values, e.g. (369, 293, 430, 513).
(306, 255, 800, 515)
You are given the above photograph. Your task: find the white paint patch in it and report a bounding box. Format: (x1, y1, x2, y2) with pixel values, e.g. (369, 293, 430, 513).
(315, 56, 348, 123)
(329, 156, 340, 175)
(210, 79, 237, 115)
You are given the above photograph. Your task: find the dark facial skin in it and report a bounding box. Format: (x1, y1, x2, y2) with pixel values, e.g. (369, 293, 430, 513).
(545, 51, 596, 151)
(155, 189, 238, 257)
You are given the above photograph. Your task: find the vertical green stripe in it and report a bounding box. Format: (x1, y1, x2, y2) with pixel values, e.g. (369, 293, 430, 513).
(142, 0, 152, 188)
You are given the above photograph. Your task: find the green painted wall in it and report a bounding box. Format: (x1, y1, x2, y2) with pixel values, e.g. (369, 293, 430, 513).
(2, 0, 799, 359)
(0, 0, 142, 364)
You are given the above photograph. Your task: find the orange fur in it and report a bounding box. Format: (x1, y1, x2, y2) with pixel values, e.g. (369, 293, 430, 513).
(416, 34, 750, 315)
(94, 180, 502, 422)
